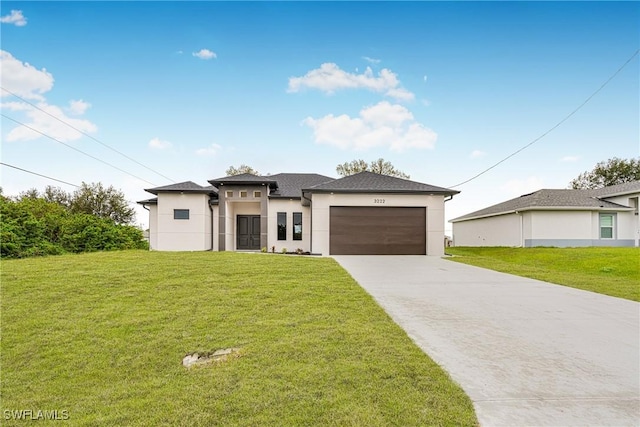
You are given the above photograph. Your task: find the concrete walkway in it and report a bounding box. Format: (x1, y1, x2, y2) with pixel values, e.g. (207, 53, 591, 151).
(333, 255, 640, 427)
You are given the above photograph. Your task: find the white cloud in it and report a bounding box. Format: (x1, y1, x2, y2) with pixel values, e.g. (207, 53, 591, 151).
(500, 176, 545, 196)
(0, 50, 53, 100)
(148, 137, 172, 150)
(196, 143, 222, 156)
(423, 75, 428, 82)
(288, 63, 415, 101)
(362, 56, 381, 64)
(303, 101, 436, 152)
(470, 150, 486, 159)
(67, 99, 91, 115)
(1, 10, 27, 26)
(5, 101, 97, 142)
(1, 51, 97, 143)
(560, 155, 580, 162)
(192, 49, 217, 60)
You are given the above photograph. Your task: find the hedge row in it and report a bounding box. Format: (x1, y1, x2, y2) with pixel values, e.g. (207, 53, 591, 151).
(1, 195, 148, 258)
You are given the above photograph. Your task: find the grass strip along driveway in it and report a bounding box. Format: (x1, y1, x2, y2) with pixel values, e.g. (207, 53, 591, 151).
(446, 247, 639, 302)
(1, 251, 476, 426)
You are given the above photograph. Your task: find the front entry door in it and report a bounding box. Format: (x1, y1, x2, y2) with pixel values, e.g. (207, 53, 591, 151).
(237, 215, 261, 250)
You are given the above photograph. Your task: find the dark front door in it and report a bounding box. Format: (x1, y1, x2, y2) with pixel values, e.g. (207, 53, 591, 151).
(237, 215, 261, 250)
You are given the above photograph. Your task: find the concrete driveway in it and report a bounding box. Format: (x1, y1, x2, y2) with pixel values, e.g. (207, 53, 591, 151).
(333, 255, 640, 427)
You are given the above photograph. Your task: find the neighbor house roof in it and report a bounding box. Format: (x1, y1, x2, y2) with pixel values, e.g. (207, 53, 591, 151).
(451, 185, 637, 223)
(208, 173, 278, 188)
(144, 181, 218, 195)
(303, 171, 459, 195)
(268, 173, 335, 198)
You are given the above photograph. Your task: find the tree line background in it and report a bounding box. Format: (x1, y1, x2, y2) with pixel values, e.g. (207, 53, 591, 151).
(1, 182, 147, 258)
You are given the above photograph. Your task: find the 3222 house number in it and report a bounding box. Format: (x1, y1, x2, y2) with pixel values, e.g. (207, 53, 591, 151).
(373, 198, 386, 204)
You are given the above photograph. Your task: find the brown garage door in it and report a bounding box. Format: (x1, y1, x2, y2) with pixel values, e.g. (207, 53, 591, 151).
(330, 206, 426, 255)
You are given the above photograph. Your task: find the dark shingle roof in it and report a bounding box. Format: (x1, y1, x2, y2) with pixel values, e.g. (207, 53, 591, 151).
(303, 171, 459, 195)
(268, 173, 335, 198)
(145, 181, 218, 195)
(137, 197, 158, 205)
(588, 180, 640, 197)
(208, 173, 278, 187)
(451, 186, 636, 222)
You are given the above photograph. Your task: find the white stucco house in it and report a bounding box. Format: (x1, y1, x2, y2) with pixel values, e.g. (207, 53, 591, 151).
(450, 181, 640, 247)
(138, 171, 459, 256)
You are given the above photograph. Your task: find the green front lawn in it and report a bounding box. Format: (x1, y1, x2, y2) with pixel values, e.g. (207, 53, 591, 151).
(445, 247, 639, 301)
(1, 251, 477, 426)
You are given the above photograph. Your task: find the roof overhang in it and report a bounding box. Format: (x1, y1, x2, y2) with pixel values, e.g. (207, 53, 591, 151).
(137, 198, 158, 205)
(144, 188, 217, 196)
(302, 189, 459, 196)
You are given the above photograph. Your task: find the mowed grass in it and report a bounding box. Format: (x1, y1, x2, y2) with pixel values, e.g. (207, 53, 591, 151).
(445, 247, 640, 301)
(1, 251, 477, 426)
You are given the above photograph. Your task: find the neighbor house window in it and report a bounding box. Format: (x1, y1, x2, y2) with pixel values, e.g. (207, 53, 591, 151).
(226, 191, 233, 198)
(240, 191, 248, 198)
(254, 191, 262, 198)
(277, 212, 286, 240)
(293, 212, 302, 240)
(600, 213, 615, 239)
(174, 209, 190, 220)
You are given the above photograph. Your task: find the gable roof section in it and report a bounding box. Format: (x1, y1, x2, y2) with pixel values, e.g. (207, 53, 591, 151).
(451, 186, 635, 222)
(303, 171, 459, 195)
(268, 173, 335, 198)
(145, 181, 218, 195)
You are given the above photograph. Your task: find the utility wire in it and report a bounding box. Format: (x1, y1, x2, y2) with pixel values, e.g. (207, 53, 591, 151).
(1, 114, 157, 186)
(0, 86, 176, 183)
(449, 48, 640, 189)
(1, 162, 143, 207)
(0, 162, 80, 187)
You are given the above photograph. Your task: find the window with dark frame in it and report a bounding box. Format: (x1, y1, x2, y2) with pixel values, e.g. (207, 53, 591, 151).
(277, 212, 286, 240)
(293, 212, 302, 240)
(174, 209, 190, 220)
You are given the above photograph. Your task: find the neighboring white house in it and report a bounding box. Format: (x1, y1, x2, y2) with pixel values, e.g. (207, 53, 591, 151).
(138, 171, 459, 256)
(450, 181, 640, 247)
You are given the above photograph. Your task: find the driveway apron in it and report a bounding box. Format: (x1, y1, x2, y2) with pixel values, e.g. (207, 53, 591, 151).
(333, 255, 640, 427)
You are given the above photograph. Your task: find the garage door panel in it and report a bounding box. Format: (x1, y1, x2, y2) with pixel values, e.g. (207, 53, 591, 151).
(330, 206, 426, 255)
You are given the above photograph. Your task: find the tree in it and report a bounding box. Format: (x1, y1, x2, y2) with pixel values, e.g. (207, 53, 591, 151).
(336, 158, 410, 179)
(225, 164, 260, 176)
(69, 182, 135, 225)
(570, 157, 640, 189)
(43, 185, 71, 208)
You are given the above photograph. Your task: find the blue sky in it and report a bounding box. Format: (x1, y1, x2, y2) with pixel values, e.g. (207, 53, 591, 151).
(1, 1, 638, 232)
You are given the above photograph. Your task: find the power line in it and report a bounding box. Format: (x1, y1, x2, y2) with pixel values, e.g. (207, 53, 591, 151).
(1, 162, 142, 207)
(1, 114, 157, 186)
(449, 48, 640, 189)
(0, 162, 80, 187)
(1, 86, 176, 183)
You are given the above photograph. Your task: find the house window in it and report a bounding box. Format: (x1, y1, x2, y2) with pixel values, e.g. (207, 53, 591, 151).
(277, 212, 286, 240)
(254, 191, 262, 198)
(240, 191, 248, 198)
(226, 191, 233, 198)
(600, 213, 615, 239)
(293, 212, 302, 240)
(174, 209, 190, 220)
